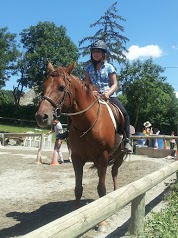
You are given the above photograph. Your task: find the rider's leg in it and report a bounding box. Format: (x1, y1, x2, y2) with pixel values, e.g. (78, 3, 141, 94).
(109, 97, 132, 152)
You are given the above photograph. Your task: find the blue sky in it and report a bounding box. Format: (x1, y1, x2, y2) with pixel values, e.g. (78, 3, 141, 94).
(1, 0, 178, 95)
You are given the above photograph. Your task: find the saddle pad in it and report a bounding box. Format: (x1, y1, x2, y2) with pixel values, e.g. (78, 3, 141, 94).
(99, 100, 117, 130)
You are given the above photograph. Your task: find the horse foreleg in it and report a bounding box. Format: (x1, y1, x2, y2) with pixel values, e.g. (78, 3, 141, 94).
(97, 161, 110, 232)
(73, 160, 84, 208)
(97, 163, 107, 198)
(66, 139, 72, 163)
(112, 153, 124, 190)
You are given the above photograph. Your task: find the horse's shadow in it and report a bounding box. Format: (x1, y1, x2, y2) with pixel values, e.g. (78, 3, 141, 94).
(0, 199, 93, 238)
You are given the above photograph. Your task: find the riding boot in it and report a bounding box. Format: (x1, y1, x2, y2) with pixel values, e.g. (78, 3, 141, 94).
(123, 115, 133, 153)
(124, 138, 132, 153)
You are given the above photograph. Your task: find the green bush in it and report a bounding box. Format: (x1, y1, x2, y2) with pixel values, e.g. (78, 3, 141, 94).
(143, 182, 178, 238)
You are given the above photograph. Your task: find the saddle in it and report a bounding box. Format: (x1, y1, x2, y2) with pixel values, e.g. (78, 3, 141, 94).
(107, 100, 125, 134)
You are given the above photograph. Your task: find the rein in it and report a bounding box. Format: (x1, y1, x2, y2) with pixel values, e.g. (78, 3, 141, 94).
(73, 101, 101, 137)
(42, 92, 99, 117)
(61, 97, 99, 116)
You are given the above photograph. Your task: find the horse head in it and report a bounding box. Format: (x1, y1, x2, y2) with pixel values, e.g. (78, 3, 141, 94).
(35, 62, 76, 128)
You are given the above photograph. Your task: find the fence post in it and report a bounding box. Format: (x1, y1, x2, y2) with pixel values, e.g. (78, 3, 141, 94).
(2, 133, 5, 146)
(129, 193, 146, 236)
(36, 133, 43, 164)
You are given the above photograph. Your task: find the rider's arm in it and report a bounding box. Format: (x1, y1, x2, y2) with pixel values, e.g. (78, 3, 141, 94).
(103, 72, 118, 98)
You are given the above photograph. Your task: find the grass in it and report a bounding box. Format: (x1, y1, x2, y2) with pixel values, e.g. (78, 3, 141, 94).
(0, 124, 49, 134)
(0, 124, 70, 144)
(0, 124, 57, 142)
(139, 180, 178, 238)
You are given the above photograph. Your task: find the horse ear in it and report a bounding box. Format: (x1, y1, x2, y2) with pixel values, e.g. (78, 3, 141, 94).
(48, 62, 54, 72)
(67, 62, 76, 75)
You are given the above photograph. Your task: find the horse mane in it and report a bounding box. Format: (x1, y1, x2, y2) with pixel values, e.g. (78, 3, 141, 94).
(48, 65, 96, 98)
(75, 77, 98, 99)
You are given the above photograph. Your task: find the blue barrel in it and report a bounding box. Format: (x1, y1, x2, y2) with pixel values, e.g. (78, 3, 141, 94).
(151, 138, 164, 149)
(134, 133, 146, 145)
(158, 139, 163, 149)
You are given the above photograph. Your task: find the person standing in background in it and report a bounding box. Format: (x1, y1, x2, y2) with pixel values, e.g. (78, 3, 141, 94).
(170, 131, 176, 150)
(143, 121, 153, 136)
(143, 121, 153, 146)
(50, 119, 64, 164)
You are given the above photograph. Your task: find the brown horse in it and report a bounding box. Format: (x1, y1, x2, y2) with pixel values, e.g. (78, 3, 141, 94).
(36, 62, 126, 208)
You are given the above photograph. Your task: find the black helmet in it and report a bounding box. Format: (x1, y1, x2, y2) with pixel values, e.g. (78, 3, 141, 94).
(90, 40, 107, 53)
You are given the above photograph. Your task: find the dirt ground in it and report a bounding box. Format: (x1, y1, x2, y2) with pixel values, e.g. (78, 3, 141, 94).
(0, 144, 176, 238)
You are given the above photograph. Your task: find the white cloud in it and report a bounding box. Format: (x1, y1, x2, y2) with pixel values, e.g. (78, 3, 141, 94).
(176, 92, 178, 98)
(125, 45, 163, 61)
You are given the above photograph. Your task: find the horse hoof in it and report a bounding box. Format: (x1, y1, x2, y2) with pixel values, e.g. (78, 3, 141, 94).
(97, 221, 109, 232)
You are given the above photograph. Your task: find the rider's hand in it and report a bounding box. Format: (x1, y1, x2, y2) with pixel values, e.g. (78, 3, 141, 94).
(93, 91, 98, 96)
(102, 92, 109, 99)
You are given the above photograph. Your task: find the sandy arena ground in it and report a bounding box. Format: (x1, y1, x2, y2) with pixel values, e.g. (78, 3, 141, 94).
(0, 143, 176, 238)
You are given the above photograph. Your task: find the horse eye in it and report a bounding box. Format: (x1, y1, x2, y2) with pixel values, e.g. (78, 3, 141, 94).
(58, 85, 65, 92)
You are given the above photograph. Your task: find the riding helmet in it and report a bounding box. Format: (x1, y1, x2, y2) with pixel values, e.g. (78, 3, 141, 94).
(90, 40, 107, 53)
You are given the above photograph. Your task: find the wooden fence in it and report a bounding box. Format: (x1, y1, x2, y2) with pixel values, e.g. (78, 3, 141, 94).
(22, 161, 178, 238)
(0, 133, 44, 164)
(1, 133, 178, 163)
(131, 134, 178, 146)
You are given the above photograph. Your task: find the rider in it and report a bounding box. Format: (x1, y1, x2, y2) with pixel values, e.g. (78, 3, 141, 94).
(84, 40, 132, 153)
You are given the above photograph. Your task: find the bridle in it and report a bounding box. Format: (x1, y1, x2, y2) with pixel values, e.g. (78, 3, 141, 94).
(42, 70, 72, 116)
(42, 70, 99, 116)
(41, 69, 100, 137)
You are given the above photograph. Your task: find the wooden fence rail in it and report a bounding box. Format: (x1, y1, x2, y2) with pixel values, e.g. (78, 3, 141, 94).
(23, 161, 178, 238)
(0, 133, 44, 164)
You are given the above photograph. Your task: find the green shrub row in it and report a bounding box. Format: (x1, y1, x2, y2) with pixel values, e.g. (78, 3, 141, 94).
(0, 104, 67, 127)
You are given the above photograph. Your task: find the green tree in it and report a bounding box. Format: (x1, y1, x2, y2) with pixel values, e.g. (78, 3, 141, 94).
(79, 1, 129, 65)
(119, 58, 178, 133)
(19, 21, 79, 91)
(0, 27, 20, 88)
(0, 90, 14, 105)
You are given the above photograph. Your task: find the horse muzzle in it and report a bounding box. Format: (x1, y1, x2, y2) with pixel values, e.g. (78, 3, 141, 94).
(35, 112, 50, 128)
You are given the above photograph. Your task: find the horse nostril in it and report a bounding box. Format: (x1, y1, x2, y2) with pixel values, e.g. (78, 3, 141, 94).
(42, 114, 48, 122)
(52, 114, 57, 120)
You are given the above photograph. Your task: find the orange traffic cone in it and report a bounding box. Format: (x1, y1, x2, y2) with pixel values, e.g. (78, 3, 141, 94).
(164, 139, 167, 150)
(50, 150, 59, 165)
(154, 139, 158, 149)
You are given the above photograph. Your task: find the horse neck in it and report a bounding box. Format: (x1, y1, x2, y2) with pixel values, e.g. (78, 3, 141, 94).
(72, 77, 96, 110)
(70, 78, 98, 124)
